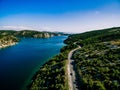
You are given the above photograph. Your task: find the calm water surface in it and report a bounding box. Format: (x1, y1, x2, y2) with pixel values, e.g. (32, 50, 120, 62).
(0, 36, 67, 90)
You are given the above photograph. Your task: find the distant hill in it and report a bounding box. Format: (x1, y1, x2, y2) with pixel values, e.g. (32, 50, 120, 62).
(64, 27, 120, 45)
(0, 30, 67, 38)
(0, 30, 66, 49)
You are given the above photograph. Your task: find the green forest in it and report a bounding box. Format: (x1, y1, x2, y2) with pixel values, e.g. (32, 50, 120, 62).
(28, 44, 77, 90)
(65, 27, 120, 90)
(28, 27, 120, 90)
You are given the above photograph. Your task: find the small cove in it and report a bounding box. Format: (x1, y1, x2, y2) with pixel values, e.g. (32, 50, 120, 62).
(0, 36, 67, 90)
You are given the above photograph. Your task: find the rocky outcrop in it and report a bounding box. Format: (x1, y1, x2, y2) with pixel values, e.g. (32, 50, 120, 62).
(0, 36, 19, 49)
(33, 33, 54, 38)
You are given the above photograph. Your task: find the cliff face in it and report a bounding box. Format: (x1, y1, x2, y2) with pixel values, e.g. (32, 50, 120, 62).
(16, 30, 64, 38)
(15, 31, 53, 38)
(0, 30, 64, 38)
(0, 36, 19, 49)
(33, 33, 54, 38)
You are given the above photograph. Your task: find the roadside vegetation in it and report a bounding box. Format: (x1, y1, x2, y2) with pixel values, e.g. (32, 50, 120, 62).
(65, 27, 120, 90)
(28, 27, 120, 90)
(28, 44, 77, 90)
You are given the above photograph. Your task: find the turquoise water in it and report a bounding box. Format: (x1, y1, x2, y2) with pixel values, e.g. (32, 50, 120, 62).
(0, 36, 67, 90)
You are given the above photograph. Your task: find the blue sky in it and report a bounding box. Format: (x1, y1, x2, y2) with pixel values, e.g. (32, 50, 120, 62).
(0, 0, 120, 33)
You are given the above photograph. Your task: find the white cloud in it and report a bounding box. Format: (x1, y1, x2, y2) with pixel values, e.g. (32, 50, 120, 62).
(0, 25, 58, 32)
(0, 26, 37, 31)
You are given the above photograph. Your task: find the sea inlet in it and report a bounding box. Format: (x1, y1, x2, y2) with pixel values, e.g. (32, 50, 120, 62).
(0, 36, 67, 90)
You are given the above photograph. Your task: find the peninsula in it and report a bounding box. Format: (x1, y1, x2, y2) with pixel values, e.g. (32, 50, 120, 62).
(0, 35, 19, 49)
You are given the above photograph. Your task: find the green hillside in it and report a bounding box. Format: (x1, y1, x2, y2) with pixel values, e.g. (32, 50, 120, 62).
(0, 30, 64, 38)
(65, 27, 120, 90)
(28, 27, 120, 90)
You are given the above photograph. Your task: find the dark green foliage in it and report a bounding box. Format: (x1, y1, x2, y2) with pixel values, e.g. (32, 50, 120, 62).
(27, 27, 120, 90)
(28, 46, 73, 90)
(60, 44, 78, 52)
(65, 27, 120, 90)
(64, 27, 120, 46)
(73, 46, 120, 90)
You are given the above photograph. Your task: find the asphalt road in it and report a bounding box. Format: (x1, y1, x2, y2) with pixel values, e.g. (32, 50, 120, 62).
(68, 46, 81, 90)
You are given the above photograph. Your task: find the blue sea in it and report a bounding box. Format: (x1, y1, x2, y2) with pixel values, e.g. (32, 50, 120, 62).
(0, 36, 67, 90)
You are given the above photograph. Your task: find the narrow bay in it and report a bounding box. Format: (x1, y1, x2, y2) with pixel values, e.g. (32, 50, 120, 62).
(0, 36, 67, 90)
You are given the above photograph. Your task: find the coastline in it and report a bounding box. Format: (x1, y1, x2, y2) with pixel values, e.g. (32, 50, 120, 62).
(24, 36, 68, 90)
(0, 35, 67, 90)
(26, 46, 66, 90)
(27, 42, 77, 90)
(0, 42, 18, 49)
(23, 54, 58, 90)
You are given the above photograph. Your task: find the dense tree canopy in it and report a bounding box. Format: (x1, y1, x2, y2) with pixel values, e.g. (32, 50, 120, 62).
(28, 27, 120, 90)
(66, 27, 120, 90)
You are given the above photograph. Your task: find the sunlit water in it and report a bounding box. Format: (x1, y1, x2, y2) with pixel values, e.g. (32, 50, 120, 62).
(0, 36, 67, 90)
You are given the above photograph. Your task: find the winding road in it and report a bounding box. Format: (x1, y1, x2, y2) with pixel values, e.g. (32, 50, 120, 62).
(67, 46, 81, 90)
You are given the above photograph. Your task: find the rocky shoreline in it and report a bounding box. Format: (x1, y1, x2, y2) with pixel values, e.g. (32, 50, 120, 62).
(0, 42, 18, 49)
(0, 36, 19, 49)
